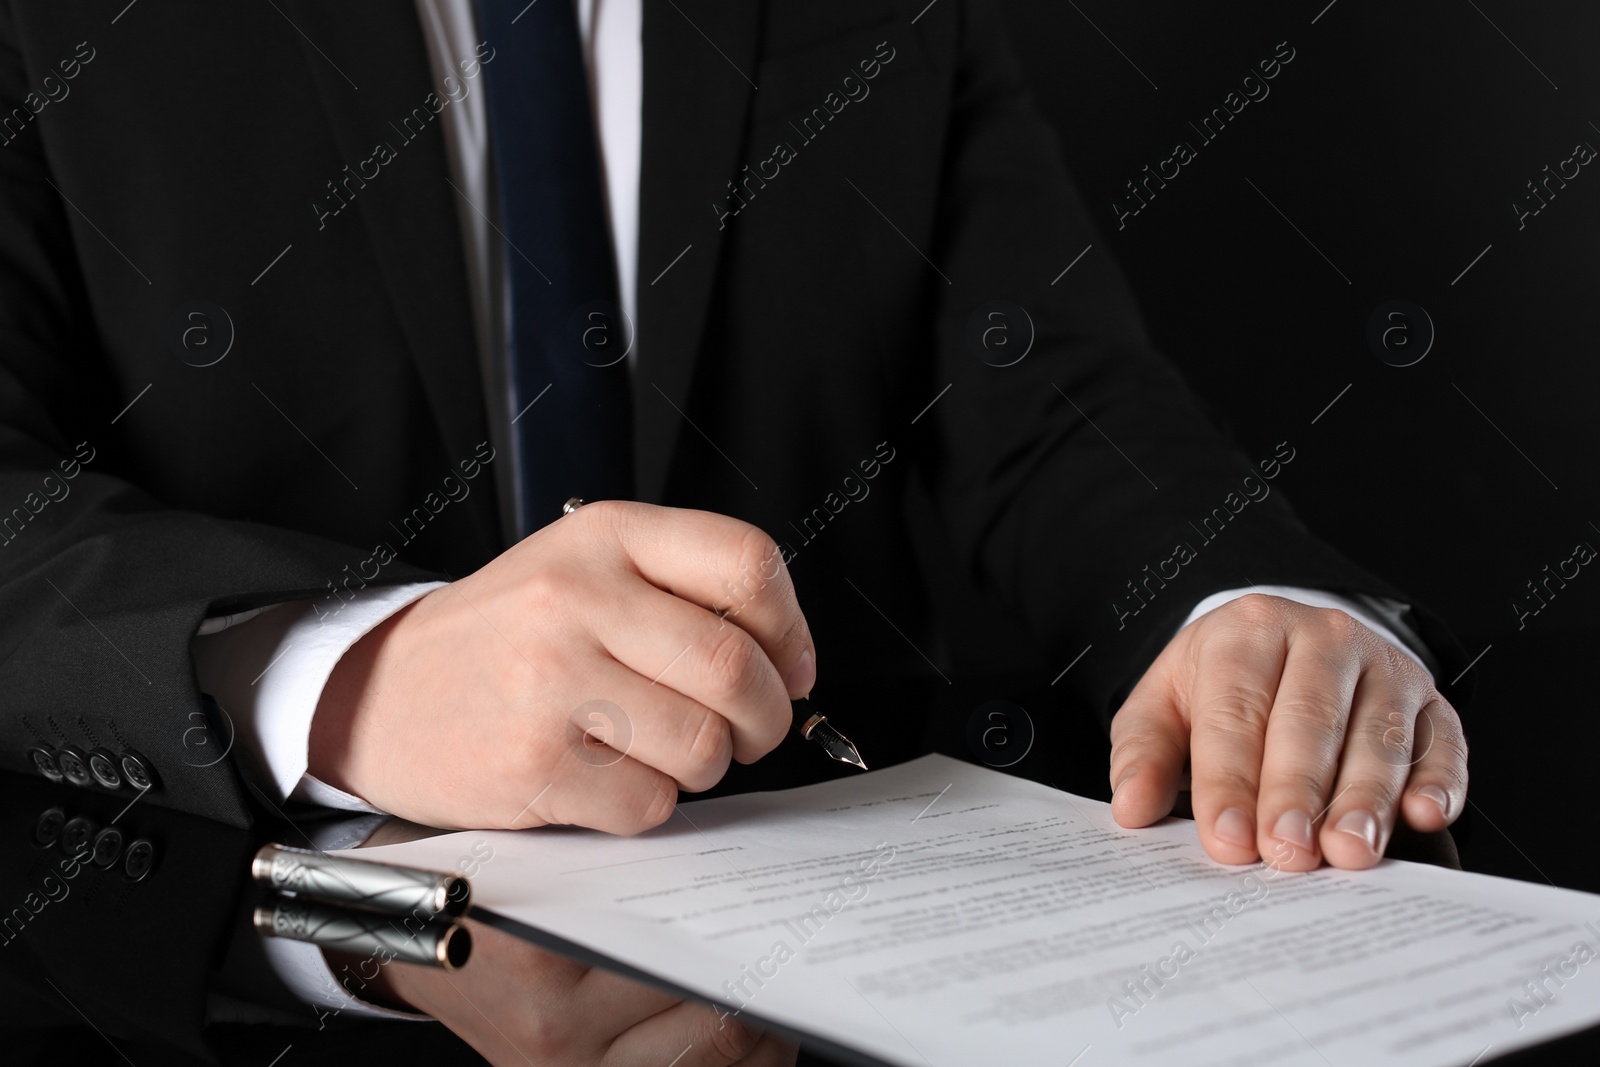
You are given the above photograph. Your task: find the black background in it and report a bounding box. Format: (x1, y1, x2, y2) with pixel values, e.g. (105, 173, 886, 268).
(994, 0, 1600, 897)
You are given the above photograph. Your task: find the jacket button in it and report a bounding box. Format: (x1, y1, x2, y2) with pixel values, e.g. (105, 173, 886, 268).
(61, 816, 97, 860)
(88, 748, 123, 789)
(34, 807, 66, 848)
(91, 826, 124, 868)
(123, 838, 155, 882)
(27, 746, 63, 782)
(56, 745, 92, 788)
(119, 750, 157, 792)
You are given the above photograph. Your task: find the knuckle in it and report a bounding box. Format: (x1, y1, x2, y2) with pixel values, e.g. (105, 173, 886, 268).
(1229, 593, 1286, 628)
(521, 1013, 572, 1061)
(1433, 723, 1469, 768)
(682, 708, 733, 789)
(577, 497, 632, 535)
(1268, 766, 1336, 804)
(1367, 732, 1417, 773)
(732, 523, 783, 584)
(1315, 606, 1360, 643)
(522, 561, 582, 611)
(1200, 682, 1274, 731)
(554, 498, 630, 561)
(1362, 631, 1430, 693)
(700, 1008, 761, 1061)
(1109, 720, 1183, 766)
(633, 779, 678, 834)
(1356, 698, 1422, 761)
(1270, 694, 1344, 732)
(1197, 766, 1259, 802)
(724, 540, 788, 616)
(1107, 713, 1150, 749)
(1421, 702, 1470, 771)
(1429, 756, 1470, 799)
(1375, 636, 1410, 679)
(703, 626, 763, 705)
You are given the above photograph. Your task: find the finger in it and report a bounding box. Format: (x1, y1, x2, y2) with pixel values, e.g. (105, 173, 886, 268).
(576, 657, 735, 793)
(1318, 655, 1430, 869)
(1400, 694, 1468, 833)
(592, 502, 817, 697)
(596, 577, 791, 767)
(1254, 628, 1359, 871)
(1108, 648, 1188, 828)
(572, 965, 683, 1034)
(1184, 616, 1288, 864)
(606, 999, 765, 1067)
(502, 711, 682, 835)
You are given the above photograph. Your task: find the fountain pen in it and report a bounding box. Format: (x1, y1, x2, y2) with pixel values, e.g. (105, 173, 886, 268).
(793, 698, 867, 769)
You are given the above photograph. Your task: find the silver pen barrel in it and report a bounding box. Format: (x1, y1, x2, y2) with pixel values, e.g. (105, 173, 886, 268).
(251, 843, 470, 917)
(254, 895, 471, 970)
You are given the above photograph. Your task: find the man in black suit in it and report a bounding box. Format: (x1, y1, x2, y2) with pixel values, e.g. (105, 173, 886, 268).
(0, 1, 1467, 1063)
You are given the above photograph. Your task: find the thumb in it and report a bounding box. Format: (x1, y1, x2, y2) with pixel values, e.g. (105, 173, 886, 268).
(1108, 667, 1189, 828)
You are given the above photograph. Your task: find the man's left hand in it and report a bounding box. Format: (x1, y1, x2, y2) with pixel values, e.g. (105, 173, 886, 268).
(1108, 593, 1468, 870)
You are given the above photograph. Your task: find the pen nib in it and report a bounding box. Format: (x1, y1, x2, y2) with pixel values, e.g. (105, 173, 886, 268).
(805, 716, 868, 771)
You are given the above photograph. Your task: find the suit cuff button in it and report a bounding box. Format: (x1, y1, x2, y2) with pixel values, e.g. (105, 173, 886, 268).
(27, 745, 63, 782)
(88, 748, 123, 789)
(61, 815, 97, 860)
(119, 750, 157, 792)
(56, 745, 92, 788)
(33, 807, 66, 848)
(91, 826, 125, 868)
(123, 838, 156, 882)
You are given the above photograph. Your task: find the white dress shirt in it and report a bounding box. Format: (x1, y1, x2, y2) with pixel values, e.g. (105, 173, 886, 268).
(189, 0, 1431, 1015)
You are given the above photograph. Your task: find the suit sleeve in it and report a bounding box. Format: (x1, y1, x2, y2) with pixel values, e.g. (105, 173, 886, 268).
(0, 10, 441, 828)
(914, 0, 1470, 721)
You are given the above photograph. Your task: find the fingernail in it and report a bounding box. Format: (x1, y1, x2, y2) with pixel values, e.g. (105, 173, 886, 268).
(785, 649, 816, 697)
(1271, 809, 1314, 850)
(1334, 809, 1378, 852)
(1214, 807, 1255, 848)
(1113, 767, 1138, 795)
(1414, 785, 1450, 818)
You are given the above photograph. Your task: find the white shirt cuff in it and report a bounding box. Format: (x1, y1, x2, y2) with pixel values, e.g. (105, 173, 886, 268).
(189, 580, 447, 808)
(1179, 585, 1437, 680)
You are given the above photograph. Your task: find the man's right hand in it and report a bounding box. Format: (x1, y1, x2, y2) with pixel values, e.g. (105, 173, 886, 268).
(308, 501, 816, 831)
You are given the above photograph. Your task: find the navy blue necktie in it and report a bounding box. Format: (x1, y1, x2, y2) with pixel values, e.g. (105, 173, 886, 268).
(477, 0, 633, 533)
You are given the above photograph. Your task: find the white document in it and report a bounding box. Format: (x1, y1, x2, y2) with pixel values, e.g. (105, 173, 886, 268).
(346, 755, 1600, 1065)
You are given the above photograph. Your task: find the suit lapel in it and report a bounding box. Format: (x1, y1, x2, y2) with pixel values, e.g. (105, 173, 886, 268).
(282, 0, 502, 550)
(636, 1, 764, 503)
